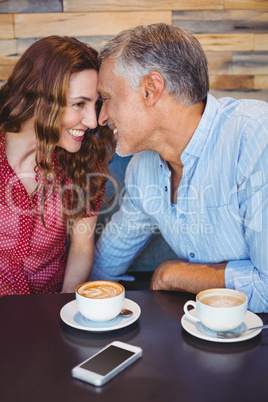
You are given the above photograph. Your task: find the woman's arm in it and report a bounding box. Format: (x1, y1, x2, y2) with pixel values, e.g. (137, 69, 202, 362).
(61, 215, 97, 293)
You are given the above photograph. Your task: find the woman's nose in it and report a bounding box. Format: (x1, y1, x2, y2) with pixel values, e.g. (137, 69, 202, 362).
(82, 109, 98, 129)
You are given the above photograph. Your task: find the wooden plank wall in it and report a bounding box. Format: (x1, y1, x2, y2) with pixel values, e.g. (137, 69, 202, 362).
(0, 0, 267, 101)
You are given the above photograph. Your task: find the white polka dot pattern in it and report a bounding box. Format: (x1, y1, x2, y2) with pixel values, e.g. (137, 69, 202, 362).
(0, 133, 102, 296)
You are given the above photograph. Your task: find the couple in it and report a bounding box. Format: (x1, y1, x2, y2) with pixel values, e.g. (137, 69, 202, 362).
(1, 24, 267, 313)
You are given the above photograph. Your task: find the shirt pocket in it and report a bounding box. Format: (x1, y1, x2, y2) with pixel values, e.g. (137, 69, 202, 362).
(196, 203, 249, 261)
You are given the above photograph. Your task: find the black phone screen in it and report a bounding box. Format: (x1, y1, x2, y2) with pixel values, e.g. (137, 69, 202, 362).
(80, 345, 135, 376)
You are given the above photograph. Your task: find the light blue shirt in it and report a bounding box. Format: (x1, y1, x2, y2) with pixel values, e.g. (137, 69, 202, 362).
(91, 94, 268, 313)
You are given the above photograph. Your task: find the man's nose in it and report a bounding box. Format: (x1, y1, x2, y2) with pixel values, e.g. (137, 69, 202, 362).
(98, 104, 109, 126)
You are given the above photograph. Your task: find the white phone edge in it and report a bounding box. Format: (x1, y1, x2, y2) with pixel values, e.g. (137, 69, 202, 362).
(71, 341, 143, 386)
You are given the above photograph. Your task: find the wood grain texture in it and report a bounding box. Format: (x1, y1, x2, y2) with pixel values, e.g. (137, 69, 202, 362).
(0, 1, 267, 97)
(254, 33, 268, 50)
(210, 74, 254, 89)
(63, 0, 223, 12)
(196, 33, 254, 51)
(0, 56, 19, 80)
(254, 75, 268, 89)
(0, 40, 17, 57)
(0, 0, 62, 13)
(14, 11, 172, 37)
(17, 36, 116, 53)
(0, 14, 14, 39)
(206, 52, 233, 74)
(17, 38, 38, 55)
(224, 0, 268, 10)
(233, 51, 268, 75)
(210, 89, 268, 101)
(173, 10, 268, 33)
(75, 36, 115, 51)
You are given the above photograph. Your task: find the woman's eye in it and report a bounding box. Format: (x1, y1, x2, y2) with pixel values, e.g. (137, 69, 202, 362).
(74, 102, 85, 108)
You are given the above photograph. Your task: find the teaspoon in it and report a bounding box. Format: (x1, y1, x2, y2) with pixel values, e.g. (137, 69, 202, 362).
(216, 324, 268, 339)
(119, 308, 133, 317)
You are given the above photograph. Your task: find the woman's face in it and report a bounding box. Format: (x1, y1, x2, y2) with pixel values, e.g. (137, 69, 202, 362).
(58, 69, 99, 153)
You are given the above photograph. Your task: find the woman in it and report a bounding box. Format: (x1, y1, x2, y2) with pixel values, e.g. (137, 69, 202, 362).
(0, 36, 114, 296)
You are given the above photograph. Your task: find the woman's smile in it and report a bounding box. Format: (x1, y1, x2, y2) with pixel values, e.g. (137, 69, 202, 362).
(67, 129, 86, 142)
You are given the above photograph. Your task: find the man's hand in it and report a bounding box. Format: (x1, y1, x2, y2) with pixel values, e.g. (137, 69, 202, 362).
(150, 260, 226, 294)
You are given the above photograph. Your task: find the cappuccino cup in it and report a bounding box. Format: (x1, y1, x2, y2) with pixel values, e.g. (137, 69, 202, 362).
(76, 280, 125, 322)
(183, 288, 248, 332)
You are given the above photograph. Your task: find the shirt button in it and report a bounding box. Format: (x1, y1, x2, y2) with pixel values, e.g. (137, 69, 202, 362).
(165, 186, 168, 191)
(190, 253, 195, 258)
(180, 214, 185, 219)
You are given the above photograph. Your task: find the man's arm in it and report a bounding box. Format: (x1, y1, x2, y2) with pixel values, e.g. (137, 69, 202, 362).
(150, 260, 226, 293)
(90, 195, 155, 281)
(90, 153, 159, 281)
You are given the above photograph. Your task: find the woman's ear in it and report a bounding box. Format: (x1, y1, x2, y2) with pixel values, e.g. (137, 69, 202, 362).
(141, 71, 165, 106)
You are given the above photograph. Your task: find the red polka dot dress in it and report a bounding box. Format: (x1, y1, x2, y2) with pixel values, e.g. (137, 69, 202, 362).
(0, 133, 103, 296)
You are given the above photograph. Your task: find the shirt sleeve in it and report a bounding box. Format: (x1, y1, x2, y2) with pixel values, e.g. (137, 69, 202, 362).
(225, 114, 268, 313)
(90, 157, 155, 281)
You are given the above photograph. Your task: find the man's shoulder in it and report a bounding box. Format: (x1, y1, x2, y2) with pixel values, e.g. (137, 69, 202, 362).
(131, 150, 159, 162)
(127, 151, 159, 170)
(213, 97, 268, 157)
(217, 96, 268, 120)
(125, 151, 160, 183)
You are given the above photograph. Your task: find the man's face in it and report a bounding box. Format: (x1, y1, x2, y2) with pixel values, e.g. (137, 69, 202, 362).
(98, 60, 149, 157)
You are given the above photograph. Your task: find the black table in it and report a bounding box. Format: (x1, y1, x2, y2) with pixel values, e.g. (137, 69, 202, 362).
(1, 291, 267, 402)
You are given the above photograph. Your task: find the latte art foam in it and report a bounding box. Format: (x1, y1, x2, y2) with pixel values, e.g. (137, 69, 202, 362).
(77, 281, 123, 299)
(201, 295, 244, 308)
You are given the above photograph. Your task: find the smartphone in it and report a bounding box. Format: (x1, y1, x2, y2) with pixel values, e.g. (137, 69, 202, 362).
(71, 341, 143, 386)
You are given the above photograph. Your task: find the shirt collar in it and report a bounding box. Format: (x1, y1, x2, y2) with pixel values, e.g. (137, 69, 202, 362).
(158, 155, 171, 176)
(181, 94, 218, 162)
(157, 94, 219, 171)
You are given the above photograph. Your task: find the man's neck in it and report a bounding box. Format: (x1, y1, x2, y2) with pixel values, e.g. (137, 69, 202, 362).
(154, 99, 205, 204)
(154, 99, 205, 166)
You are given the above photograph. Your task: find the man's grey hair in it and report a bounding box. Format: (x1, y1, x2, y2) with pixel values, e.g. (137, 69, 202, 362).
(98, 23, 209, 106)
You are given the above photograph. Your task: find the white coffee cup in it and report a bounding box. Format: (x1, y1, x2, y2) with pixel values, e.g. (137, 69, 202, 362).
(183, 288, 248, 332)
(76, 280, 125, 322)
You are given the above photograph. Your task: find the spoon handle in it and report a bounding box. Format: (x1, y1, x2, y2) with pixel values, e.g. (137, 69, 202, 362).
(248, 324, 268, 331)
(216, 323, 268, 339)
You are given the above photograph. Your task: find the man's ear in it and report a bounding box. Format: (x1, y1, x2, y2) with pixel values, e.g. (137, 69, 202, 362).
(141, 71, 165, 106)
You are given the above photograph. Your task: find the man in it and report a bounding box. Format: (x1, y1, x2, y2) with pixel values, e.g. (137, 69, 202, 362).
(90, 23, 268, 313)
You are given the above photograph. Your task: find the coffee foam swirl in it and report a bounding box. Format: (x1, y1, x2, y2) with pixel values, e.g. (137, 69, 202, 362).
(201, 295, 244, 308)
(78, 281, 123, 299)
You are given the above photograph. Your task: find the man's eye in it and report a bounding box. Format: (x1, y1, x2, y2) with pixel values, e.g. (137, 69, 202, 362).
(99, 97, 108, 103)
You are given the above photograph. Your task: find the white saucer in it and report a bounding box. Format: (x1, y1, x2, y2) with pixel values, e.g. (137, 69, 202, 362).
(60, 298, 141, 332)
(181, 309, 263, 343)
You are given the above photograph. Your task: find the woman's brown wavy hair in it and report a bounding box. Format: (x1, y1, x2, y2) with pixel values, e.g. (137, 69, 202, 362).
(0, 35, 115, 225)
